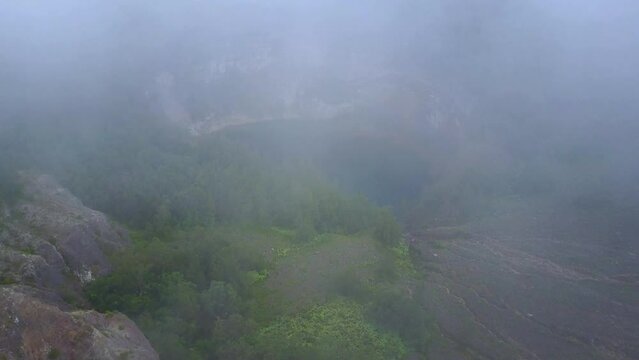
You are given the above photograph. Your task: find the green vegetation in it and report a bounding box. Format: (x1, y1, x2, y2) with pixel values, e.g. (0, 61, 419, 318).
(50, 123, 386, 235)
(87, 224, 433, 359)
(87, 227, 269, 359)
(4, 116, 433, 359)
(47, 348, 60, 360)
(20, 246, 36, 255)
(0, 276, 16, 285)
(255, 301, 407, 360)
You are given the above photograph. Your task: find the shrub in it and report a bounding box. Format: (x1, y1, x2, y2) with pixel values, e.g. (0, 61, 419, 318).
(255, 301, 406, 360)
(367, 290, 435, 354)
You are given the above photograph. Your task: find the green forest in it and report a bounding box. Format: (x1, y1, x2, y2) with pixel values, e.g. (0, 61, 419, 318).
(0, 118, 434, 359)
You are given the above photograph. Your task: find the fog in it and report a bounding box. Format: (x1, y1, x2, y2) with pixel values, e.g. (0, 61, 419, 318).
(2, 0, 639, 262)
(2, 0, 639, 277)
(3, 0, 639, 181)
(1, 1, 638, 359)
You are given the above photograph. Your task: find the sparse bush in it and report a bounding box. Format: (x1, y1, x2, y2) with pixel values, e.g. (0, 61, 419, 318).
(47, 348, 61, 359)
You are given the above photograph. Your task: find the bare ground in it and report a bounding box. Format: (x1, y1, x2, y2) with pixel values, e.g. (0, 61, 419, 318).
(412, 209, 639, 360)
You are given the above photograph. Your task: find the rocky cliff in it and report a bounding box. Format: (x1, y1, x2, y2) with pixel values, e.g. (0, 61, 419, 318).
(0, 174, 158, 360)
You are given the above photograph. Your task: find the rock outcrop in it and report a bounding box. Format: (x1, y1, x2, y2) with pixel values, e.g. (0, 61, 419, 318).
(0, 174, 158, 359)
(0, 174, 129, 293)
(0, 286, 157, 360)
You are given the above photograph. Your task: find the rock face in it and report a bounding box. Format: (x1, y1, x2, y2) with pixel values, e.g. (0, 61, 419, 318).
(0, 286, 157, 360)
(0, 174, 158, 359)
(0, 174, 129, 293)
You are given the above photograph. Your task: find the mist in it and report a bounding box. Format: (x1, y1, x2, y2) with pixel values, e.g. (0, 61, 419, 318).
(1, 1, 638, 359)
(3, 0, 639, 193)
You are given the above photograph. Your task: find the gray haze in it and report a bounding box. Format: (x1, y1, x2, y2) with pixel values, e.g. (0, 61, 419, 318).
(2, 2, 639, 359)
(2, 0, 639, 211)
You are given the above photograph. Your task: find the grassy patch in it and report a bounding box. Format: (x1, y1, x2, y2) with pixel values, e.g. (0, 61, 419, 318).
(255, 300, 407, 360)
(265, 234, 380, 309)
(0, 276, 16, 285)
(391, 240, 418, 276)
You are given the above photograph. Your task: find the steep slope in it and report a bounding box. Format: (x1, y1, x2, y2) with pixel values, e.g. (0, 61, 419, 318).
(0, 173, 158, 359)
